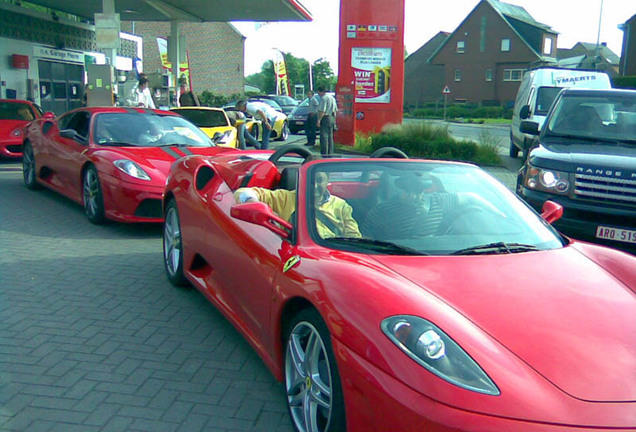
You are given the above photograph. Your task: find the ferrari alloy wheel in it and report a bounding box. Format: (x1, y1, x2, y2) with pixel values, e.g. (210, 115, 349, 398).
(284, 309, 346, 432)
(22, 142, 40, 190)
(83, 166, 106, 225)
(278, 121, 290, 141)
(163, 200, 188, 287)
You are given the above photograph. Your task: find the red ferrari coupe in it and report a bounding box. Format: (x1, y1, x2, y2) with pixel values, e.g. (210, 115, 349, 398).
(0, 99, 42, 158)
(22, 106, 237, 224)
(162, 144, 636, 432)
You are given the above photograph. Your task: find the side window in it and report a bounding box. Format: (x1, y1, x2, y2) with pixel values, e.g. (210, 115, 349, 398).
(64, 111, 91, 140)
(57, 112, 75, 130)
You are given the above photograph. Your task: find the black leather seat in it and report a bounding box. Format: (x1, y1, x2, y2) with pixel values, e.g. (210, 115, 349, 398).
(277, 167, 298, 190)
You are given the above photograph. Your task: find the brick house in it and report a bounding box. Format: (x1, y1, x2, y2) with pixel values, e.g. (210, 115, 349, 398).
(556, 42, 620, 77)
(427, 0, 558, 107)
(403, 31, 449, 108)
(619, 13, 636, 76)
(120, 21, 245, 96)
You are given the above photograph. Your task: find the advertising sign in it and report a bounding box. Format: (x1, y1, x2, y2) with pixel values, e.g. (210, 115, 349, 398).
(352, 47, 391, 103)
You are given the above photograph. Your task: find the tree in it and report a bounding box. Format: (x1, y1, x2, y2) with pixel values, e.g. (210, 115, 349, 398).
(246, 52, 336, 97)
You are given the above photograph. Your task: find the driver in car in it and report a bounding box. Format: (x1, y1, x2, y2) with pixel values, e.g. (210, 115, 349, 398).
(234, 171, 361, 238)
(362, 173, 504, 239)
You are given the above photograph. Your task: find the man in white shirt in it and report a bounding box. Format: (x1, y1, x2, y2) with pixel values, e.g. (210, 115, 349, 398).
(317, 86, 337, 155)
(236, 99, 278, 149)
(128, 76, 156, 109)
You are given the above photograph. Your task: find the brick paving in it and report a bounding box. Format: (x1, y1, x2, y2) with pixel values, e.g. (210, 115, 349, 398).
(0, 133, 520, 432)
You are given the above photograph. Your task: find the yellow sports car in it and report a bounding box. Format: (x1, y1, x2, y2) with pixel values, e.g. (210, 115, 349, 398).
(170, 107, 258, 148)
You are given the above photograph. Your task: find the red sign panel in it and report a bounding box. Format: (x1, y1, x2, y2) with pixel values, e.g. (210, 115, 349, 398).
(12, 54, 29, 69)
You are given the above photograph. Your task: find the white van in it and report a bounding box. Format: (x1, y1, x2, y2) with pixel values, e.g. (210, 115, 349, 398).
(510, 67, 611, 158)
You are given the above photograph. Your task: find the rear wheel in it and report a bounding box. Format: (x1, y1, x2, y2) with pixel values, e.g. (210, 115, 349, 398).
(22, 142, 40, 190)
(278, 121, 290, 141)
(83, 166, 106, 224)
(284, 308, 346, 432)
(163, 199, 188, 287)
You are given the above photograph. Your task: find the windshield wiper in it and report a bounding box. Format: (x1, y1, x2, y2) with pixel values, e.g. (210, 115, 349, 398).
(324, 237, 428, 255)
(99, 141, 134, 147)
(451, 242, 539, 255)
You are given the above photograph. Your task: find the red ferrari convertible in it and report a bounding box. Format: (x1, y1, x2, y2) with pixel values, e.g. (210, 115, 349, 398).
(22, 106, 237, 224)
(163, 144, 636, 432)
(0, 99, 42, 158)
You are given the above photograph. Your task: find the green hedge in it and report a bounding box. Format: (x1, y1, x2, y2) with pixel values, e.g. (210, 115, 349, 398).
(353, 122, 501, 166)
(407, 105, 512, 120)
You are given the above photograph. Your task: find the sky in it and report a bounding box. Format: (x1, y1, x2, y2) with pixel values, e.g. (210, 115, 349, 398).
(232, 0, 632, 77)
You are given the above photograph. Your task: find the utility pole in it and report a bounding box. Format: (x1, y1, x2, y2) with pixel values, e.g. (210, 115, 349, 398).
(594, 0, 604, 69)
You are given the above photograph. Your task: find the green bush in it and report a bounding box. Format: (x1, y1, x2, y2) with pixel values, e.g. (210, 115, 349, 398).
(406, 103, 512, 121)
(352, 122, 501, 166)
(198, 91, 244, 107)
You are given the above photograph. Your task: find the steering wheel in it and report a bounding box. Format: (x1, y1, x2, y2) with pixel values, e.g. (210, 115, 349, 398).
(268, 143, 314, 165)
(370, 147, 408, 159)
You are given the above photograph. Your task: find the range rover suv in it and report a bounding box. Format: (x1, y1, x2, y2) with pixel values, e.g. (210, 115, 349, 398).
(516, 88, 636, 253)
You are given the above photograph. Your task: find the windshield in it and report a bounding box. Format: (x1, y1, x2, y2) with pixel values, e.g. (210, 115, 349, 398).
(535, 86, 562, 115)
(272, 95, 298, 106)
(172, 109, 229, 128)
(305, 161, 564, 255)
(93, 113, 214, 147)
(546, 92, 636, 142)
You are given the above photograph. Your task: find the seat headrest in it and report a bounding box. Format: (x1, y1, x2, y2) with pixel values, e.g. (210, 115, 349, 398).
(278, 167, 298, 190)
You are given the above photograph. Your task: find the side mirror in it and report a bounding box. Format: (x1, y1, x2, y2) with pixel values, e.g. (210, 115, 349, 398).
(519, 105, 530, 120)
(520, 120, 540, 135)
(59, 129, 87, 144)
(540, 200, 563, 224)
(231, 201, 292, 238)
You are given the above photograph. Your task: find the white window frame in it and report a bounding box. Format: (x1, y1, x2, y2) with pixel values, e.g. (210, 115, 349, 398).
(543, 37, 553, 55)
(503, 69, 523, 81)
(501, 38, 510, 52)
(454, 69, 462, 81)
(456, 41, 465, 53)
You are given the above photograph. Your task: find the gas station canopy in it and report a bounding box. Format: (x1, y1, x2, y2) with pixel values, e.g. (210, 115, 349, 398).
(18, 0, 312, 22)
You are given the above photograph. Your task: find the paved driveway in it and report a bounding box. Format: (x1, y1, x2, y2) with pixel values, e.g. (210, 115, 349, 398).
(0, 158, 295, 432)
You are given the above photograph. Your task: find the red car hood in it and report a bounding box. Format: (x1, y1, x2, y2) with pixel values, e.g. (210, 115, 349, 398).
(96, 145, 231, 180)
(0, 119, 28, 138)
(372, 247, 636, 402)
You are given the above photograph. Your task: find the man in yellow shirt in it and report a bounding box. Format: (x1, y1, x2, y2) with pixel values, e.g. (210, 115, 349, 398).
(234, 172, 361, 238)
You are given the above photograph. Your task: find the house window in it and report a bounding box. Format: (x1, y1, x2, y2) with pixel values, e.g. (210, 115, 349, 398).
(501, 38, 510, 52)
(485, 68, 493, 81)
(454, 70, 462, 81)
(543, 37, 553, 55)
(456, 41, 465, 53)
(503, 69, 523, 81)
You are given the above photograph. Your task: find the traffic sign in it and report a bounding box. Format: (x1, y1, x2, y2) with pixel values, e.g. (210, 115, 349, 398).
(442, 85, 450, 95)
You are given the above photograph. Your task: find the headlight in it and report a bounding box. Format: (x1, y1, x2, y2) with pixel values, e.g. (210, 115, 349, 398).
(381, 316, 499, 395)
(11, 127, 23, 137)
(113, 159, 151, 181)
(523, 165, 570, 194)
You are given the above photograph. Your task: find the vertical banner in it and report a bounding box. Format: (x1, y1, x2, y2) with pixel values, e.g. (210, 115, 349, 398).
(156, 37, 191, 85)
(273, 49, 290, 96)
(352, 47, 392, 103)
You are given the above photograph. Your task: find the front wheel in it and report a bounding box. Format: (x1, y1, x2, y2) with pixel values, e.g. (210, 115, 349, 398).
(509, 139, 520, 158)
(163, 199, 188, 287)
(83, 166, 106, 224)
(22, 142, 40, 190)
(284, 308, 346, 432)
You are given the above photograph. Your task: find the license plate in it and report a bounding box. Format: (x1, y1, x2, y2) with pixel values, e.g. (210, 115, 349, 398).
(596, 225, 636, 244)
(293, 121, 303, 125)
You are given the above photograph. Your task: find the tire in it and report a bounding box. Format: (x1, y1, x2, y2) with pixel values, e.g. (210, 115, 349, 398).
(289, 126, 300, 135)
(22, 142, 41, 190)
(278, 121, 290, 141)
(509, 137, 520, 158)
(284, 308, 346, 432)
(370, 146, 408, 158)
(163, 199, 189, 287)
(83, 166, 106, 224)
